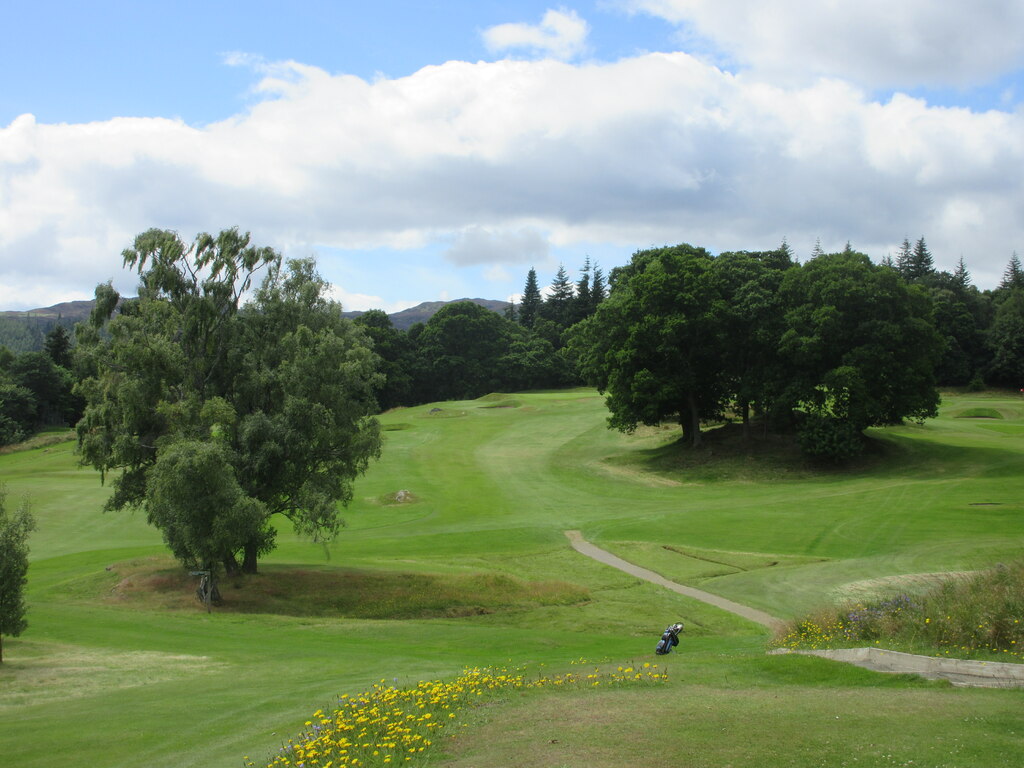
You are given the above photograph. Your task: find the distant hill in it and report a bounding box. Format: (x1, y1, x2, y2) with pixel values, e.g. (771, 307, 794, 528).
(345, 298, 511, 330)
(0, 297, 511, 351)
(0, 300, 95, 323)
(0, 301, 93, 353)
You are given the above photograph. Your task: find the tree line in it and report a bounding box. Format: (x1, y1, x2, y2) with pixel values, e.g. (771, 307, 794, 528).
(3, 227, 1024, 585)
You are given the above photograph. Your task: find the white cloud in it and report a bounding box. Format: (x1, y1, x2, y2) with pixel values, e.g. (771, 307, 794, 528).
(621, 0, 1024, 88)
(327, 285, 418, 314)
(2, 48, 1024, 310)
(482, 8, 590, 61)
(444, 226, 550, 266)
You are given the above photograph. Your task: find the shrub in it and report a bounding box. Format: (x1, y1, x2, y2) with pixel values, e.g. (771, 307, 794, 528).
(797, 415, 864, 462)
(773, 561, 1024, 661)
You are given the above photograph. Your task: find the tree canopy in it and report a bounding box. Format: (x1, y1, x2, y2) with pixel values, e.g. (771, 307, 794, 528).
(0, 486, 34, 663)
(75, 228, 382, 576)
(569, 243, 943, 459)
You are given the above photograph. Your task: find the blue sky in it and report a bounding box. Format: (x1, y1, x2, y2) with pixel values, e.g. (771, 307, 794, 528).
(3, 1, 1024, 311)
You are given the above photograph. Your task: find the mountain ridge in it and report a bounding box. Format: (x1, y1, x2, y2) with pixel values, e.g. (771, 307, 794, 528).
(0, 297, 512, 350)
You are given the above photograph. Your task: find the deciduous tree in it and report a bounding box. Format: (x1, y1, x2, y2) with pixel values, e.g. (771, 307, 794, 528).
(75, 229, 382, 576)
(0, 486, 34, 663)
(568, 244, 726, 446)
(779, 251, 942, 457)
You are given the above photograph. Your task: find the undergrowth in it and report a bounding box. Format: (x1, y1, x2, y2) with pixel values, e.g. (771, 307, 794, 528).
(772, 560, 1024, 661)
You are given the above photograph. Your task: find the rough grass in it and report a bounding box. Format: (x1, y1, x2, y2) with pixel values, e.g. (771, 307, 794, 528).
(774, 560, 1024, 662)
(0, 428, 75, 455)
(74, 556, 591, 619)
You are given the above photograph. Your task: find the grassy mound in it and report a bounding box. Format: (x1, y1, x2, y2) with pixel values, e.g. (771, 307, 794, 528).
(955, 407, 1004, 419)
(773, 560, 1024, 662)
(95, 558, 590, 618)
(0, 428, 75, 455)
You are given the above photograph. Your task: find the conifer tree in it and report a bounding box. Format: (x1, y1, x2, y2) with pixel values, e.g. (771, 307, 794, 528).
(910, 237, 935, 280)
(1000, 252, 1024, 291)
(590, 265, 606, 310)
(895, 237, 913, 277)
(573, 257, 592, 324)
(519, 268, 542, 328)
(953, 256, 972, 290)
(541, 264, 574, 328)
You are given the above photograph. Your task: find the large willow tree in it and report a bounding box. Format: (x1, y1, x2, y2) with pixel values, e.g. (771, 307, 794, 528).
(75, 228, 382, 575)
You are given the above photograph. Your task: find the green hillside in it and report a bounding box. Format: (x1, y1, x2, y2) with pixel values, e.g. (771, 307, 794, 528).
(2, 389, 1023, 767)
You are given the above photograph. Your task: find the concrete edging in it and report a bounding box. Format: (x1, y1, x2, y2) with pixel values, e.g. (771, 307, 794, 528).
(769, 647, 1024, 688)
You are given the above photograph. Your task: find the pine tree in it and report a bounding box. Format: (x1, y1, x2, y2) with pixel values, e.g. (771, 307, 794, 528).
(909, 236, 935, 280)
(541, 264, 575, 329)
(811, 238, 824, 259)
(519, 268, 542, 328)
(895, 237, 913, 277)
(573, 257, 592, 324)
(43, 324, 73, 369)
(953, 256, 971, 290)
(590, 265, 607, 311)
(1001, 252, 1024, 291)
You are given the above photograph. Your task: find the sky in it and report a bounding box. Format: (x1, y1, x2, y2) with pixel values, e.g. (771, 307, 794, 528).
(2, 1, 1024, 312)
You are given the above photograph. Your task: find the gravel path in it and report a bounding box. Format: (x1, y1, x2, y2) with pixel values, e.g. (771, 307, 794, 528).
(564, 530, 784, 631)
(565, 530, 1024, 688)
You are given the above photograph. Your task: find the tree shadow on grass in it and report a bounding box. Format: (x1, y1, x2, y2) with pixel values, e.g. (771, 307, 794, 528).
(605, 421, 1024, 485)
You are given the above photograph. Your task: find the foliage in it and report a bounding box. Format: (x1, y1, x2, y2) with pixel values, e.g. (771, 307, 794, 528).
(413, 301, 516, 401)
(774, 560, 1024, 662)
(518, 268, 542, 329)
(75, 228, 382, 574)
(569, 243, 938, 457)
(987, 288, 1024, 386)
(779, 251, 942, 455)
(146, 440, 269, 571)
(539, 264, 574, 329)
(1000, 252, 1024, 291)
(795, 414, 864, 462)
(43, 325, 73, 369)
(0, 484, 35, 662)
(353, 310, 415, 411)
(569, 243, 727, 446)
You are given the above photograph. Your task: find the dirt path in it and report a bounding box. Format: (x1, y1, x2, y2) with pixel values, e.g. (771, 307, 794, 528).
(564, 530, 785, 631)
(565, 530, 1024, 688)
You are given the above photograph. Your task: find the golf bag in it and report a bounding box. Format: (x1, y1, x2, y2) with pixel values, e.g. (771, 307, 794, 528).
(655, 622, 684, 655)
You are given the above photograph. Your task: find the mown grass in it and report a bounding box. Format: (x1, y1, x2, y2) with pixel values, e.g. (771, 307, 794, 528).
(3, 388, 1024, 767)
(437, 662, 1024, 768)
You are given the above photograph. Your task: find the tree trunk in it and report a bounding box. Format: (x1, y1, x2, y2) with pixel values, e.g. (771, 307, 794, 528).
(242, 543, 259, 574)
(741, 399, 750, 441)
(222, 552, 240, 576)
(687, 393, 702, 448)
